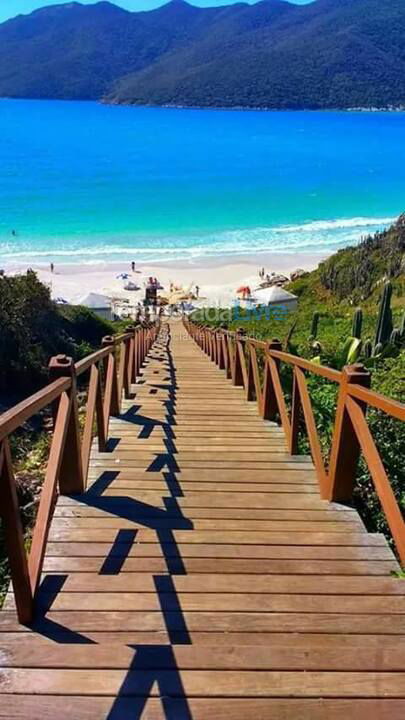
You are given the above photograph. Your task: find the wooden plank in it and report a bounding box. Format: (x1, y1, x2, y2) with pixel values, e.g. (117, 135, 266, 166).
(49, 518, 363, 532)
(1, 630, 404, 649)
(2, 644, 405, 671)
(83, 480, 321, 493)
(1, 697, 405, 720)
(38, 572, 405, 594)
(69, 491, 336, 508)
(55, 494, 340, 511)
(46, 528, 379, 544)
(44, 543, 395, 561)
(52, 508, 358, 522)
(86, 468, 318, 481)
(30, 591, 405, 614)
(41, 556, 399, 575)
(2, 668, 405, 697)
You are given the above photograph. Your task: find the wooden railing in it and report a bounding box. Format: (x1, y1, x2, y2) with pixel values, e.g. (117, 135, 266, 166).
(184, 318, 405, 566)
(0, 322, 158, 624)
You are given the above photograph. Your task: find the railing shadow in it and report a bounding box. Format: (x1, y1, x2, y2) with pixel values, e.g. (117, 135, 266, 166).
(86, 324, 194, 717)
(30, 323, 194, 716)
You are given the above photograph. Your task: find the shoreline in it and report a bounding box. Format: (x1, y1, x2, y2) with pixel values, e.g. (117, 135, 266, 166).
(4, 97, 405, 113)
(4, 251, 328, 307)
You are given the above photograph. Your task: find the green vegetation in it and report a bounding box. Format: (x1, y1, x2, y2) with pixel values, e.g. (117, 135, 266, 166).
(0, 270, 117, 604)
(0, 270, 114, 395)
(1, 0, 405, 109)
(191, 217, 405, 553)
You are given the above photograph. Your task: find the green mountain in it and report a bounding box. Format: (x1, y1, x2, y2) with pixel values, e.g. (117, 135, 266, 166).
(1, 0, 405, 108)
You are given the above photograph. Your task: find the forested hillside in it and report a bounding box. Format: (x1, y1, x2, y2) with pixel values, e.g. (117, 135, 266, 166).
(1, 0, 405, 109)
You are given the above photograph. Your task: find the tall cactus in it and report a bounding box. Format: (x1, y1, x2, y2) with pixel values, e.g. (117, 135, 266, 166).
(363, 339, 373, 359)
(390, 328, 401, 346)
(375, 282, 393, 347)
(310, 311, 320, 339)
(352, 307, 363, 339)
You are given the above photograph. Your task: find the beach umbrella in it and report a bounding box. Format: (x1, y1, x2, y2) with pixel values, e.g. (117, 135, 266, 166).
(124, 281, 140, 291)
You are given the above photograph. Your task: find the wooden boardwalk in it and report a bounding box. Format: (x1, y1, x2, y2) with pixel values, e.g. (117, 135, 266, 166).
(1, 319, 405, 718)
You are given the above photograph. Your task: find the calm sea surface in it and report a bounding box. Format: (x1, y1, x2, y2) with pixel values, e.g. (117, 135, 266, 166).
(0, 99, 404, 265)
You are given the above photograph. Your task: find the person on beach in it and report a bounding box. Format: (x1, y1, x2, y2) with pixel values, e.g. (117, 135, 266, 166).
(131, 261, 136, 272)
(50, 262, 54, 273)
(195, 285, 200, 298)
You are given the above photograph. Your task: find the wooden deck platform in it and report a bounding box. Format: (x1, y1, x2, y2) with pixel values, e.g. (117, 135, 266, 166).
(1, 319, 405, 718)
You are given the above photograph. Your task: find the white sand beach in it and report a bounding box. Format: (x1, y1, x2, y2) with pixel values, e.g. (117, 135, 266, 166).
(4, 251, 328, 310)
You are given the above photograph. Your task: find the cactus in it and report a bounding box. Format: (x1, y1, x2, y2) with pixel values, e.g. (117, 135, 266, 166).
(375, 282, 393, 347)
(352, 307, 363, 339)
(390, 328, 402, 346)
(285, 320, 298, 353)
(363, 339, 373, 359)
(310, 312, 320, 339)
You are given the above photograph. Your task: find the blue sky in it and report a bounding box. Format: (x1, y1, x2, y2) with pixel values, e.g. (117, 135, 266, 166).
(1, 0, 312, 24)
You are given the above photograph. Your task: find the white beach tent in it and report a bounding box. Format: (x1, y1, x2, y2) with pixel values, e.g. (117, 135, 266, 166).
(253, 285, 298, 312)
(76, 292, 112, 321)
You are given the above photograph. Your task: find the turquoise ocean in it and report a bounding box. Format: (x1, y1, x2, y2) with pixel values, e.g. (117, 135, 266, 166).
(0, 99, 404, 265)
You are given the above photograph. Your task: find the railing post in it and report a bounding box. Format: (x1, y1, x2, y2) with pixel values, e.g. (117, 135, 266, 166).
(262, 339, 282, 420)
(133, 325, 140, 381)
(202, 325, 208, 355)
(233, 328, 246, 387)
(125, 325, 136, 388)
(102, 336, 120, 419)
(208, 329, 215, 361)
(225, 334, 233, 379)
(217, 327, 226, 370)
(289, 367, 301, 454)
(49, 354, 84, 494)
(220, 325, 229, 376)
(245, 341, 256, 401)
(327, 363, 371, 502)
(0, 440, 33, 624)
(205, 328, 212, 359)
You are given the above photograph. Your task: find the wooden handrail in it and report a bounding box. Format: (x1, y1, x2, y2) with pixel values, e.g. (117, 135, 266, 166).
(0, 378, 71, 442)
(75, 346, 110, 376)
(184, 317, 405, 565)
(346, 383, 405, 421)
(0, 321, 159, 624)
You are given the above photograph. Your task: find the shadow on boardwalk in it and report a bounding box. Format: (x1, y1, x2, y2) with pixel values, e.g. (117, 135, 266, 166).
(39, 324, 195, 718)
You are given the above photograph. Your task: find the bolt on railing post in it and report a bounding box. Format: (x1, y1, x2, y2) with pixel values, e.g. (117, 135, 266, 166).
(48, 354, 84, 494)
(262, 339, 283, 420)
(327, 363, 371, 502)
